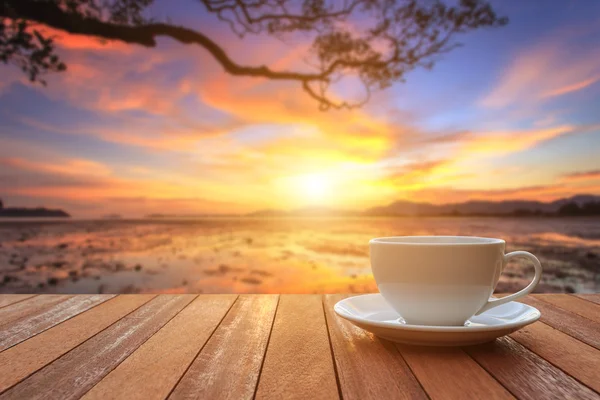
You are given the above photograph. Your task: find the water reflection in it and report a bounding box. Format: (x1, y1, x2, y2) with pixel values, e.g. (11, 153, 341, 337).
(0, 217, 598, 294)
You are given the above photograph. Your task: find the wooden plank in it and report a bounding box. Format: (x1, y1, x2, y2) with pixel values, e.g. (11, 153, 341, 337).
(323, 295, 426, 400)
(510, 321, 600, 393)
(169, 294, 278, 400)
(82, 295, 237, 400)
(397, 345, 514, 399)
(255, 295, 339, 400)
(0, 295, 114, 352)
(0, 295, 195, 400)
(465, 337, 599, 400)
(0, 295, 155, 394)
(535, 294, 600, 323)
(0, 295, 36, 309)
(575, 294, 600, 306)
(0, 295, 72, 328)
(521, 296, 600, 350)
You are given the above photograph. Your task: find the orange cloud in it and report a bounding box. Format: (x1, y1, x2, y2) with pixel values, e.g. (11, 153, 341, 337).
(0, 153, 273, 214)
(561, 169, 600, 182)
(542, 76, 600, 99)
(7, 27, 215, 122)
(15, 113, 239, 152)
(3, 21, 599, 215)
(2, 172, 249, 215)
(6, 19, 407, 163)
(0, 157, 111, 177)
(7, 25, 333, 155)
(363, 121, 599, 203)
(482, 40, 600, 108)
(55, 54, 185, 116)
(464, 125, 575, 154)
(383, 160, 451, 186)
(39, 26, 133, 52)
(198, 76, 399, 161)
(8, 183, 244, 216)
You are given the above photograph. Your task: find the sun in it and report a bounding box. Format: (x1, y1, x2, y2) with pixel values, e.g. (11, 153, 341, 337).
(296, 173, 331, 202)
(276, 171, 338, 206)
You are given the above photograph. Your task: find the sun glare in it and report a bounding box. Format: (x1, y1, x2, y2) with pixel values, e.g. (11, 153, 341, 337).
(297, 173, 331, 202)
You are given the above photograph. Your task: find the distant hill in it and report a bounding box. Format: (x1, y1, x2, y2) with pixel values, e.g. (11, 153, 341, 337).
(247, 194, 600, 218)
(0, 207, 70, 218)
(364, 194, 600, 216)
(549, 194, 600, 208)
(0, 198, 70, 218)
(2, 195, 597, 219)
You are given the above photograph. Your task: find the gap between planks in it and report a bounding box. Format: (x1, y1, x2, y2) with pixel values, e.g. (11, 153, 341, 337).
(0, 295, 156, 394)
(1, 294, 599, 400)
(0, 295, 197, 400)
(322, 295, 344, 400)
(534, 294, 600, 323)
(0, 295, 74, 329)
(574, 293, 600, 306)
(254, 295, 339, 400)
(0, 295, 115, 352)
(251, 295, 280, 400)
(324, 294, 427, 400)
(464, 336, 599, 400)
(164, 295, 240, 400)
(168, 294, 279, 400)
(521, 296, 600, 350)
(0, 295, 37, 310)
(83, 294, 238, 400)
(509, 321, 600, 393)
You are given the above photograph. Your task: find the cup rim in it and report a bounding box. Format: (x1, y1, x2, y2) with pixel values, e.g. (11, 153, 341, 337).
(369, 236, 505, 246)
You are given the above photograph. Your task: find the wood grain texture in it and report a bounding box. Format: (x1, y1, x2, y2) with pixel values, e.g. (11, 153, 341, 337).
(465, 337, 599, 400)
(536, 294, 600, 323)
(509, 321, 600, 393)
(255, 295, 339, 400)
(0, 294, 155, 394)
(398, 345, 514, 400)
(83, 294, 237, 400)
(521, 296, 600, 350)
(575, 294, 600, 306)
(0, 295, 72, 328)
(324, 295, 427, 400)
(169, 294, 279, 400)
(0, 294, 598, 400)
(0, 294, 114, 351)
(0, 295, 36, 309)
(0, 295, 195, 400)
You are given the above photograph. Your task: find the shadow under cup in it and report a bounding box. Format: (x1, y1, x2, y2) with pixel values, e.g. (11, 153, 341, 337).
(370, 236, 506, 326)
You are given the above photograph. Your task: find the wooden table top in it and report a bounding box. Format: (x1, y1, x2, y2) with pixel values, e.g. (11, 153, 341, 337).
(0, 294, 598, 400)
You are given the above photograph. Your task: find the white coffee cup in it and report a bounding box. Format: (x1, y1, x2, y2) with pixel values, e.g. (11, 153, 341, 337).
(369, 236, 542, 326)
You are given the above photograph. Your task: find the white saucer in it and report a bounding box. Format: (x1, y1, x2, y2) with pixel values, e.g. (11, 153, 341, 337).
(334, 294, 541, 346)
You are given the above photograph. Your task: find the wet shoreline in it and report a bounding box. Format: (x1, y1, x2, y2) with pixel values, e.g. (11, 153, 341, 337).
(1, 217, 599, 294)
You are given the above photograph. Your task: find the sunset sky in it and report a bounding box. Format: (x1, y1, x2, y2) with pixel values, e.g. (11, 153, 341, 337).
(1, 1, 600, 217)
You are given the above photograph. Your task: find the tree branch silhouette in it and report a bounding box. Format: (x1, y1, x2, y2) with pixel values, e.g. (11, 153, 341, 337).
(1, 0, 507, 110)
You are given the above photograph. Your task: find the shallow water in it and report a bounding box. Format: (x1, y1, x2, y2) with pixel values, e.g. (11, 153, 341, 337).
(0, 217, 599, 294)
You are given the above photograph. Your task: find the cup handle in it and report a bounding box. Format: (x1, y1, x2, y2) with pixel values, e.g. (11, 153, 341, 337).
(475, 251, 543, 315)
